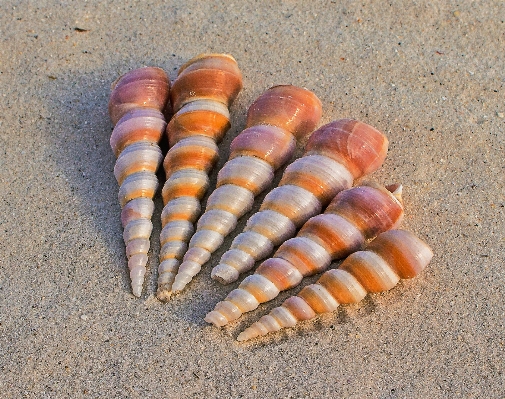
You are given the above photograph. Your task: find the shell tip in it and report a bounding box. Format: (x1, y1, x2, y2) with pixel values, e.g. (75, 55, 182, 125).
(131, 285, 143, 298)
(170, 281, 186, 294)
(211, 264, 239, 285)
(204, 311, 228, 327)
(237, 329, 257, 342)
(156, 288, 172, 302)
(236, 332, 249, 342)
(386, 183, 403, 203)
(171, 272, 194, 293)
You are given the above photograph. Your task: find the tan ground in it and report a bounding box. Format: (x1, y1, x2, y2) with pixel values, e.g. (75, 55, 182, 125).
(0, 1, 503, 397)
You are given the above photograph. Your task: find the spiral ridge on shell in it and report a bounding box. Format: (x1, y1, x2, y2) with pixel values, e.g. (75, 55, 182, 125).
(212, 119, 389, 285)
(170, 85, 323, 296)
(156, 54, 243, 301)
(109, 67, 170, 297)
(204, 182, 404, 327)
(236, 229, 433, 341)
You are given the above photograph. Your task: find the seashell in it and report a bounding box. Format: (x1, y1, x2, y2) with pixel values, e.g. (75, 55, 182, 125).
(109, 67, 170, 126)
(156, 54, 243, 301)
(236, 229, 433, 341)
(212, 119, 389, 284)
(204, 182, 404, 327)
(109, 67, 170, 297)
(170, 85, 323, 296)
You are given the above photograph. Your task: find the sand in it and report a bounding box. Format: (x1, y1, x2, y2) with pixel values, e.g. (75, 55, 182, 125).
(0, 0, 503, 397)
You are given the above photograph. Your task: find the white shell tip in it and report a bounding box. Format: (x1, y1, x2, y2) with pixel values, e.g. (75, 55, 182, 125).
(129, 266, 146, 297)
(237, 329, 256, 342)
(211, 264, 239, 285)
(131, 284, 143, 297)
(204, 311, 228, 327)
(171, 274, 192, 293)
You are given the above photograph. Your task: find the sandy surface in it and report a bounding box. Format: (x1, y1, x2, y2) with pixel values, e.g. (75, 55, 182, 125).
(0, 0, 504, 397)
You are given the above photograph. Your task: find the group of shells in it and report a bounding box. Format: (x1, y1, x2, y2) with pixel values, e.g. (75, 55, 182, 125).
(108, 53, 433, 342)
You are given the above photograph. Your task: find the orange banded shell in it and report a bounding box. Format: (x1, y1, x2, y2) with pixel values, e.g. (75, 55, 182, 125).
(304, 119, 389, 178)
(109, 67, 170, 126)
(204, 182, 404, 327)
(246, 85, 323, 141)
(156, 54, 243, 301)
(212, 119, 389, 284)
(236, 229, 433, 341)
(170, 54, 243, 111)
(108, 67, 170, 297)
(170, 85, 322, 296)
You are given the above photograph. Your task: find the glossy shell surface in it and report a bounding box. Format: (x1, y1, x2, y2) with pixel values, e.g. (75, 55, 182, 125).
(109, 67, 170, 297)
(170, 85, 323, 295)
(204, 182, 404, 327)
(237, 229, 433, 341)
(212, 119, 389, 284)
(156, 54, 243, 301)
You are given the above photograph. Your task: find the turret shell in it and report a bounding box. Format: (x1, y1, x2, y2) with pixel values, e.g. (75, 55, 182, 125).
(236, 229, 433, 341)
(205, 182, 404, 326)
(156, 54, 243, 301)
(108, 67, 170, 297)
(213, 119, 389, 285)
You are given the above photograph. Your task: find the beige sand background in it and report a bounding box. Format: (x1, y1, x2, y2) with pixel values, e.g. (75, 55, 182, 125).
(0, 0, 503, 397)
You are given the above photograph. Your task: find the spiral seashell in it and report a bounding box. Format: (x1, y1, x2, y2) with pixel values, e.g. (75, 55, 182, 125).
(170, 85, 323, 296)
(109, 67, 170, 297)
(204, 182, 404, 327)
(212, 119, 389, 284)
(109, 67, 170, 126)
(236, 229, 433, 341)
(156, 54, 243, 301)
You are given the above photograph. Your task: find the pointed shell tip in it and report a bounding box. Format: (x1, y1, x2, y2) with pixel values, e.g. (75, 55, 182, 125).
(236, 332, 249, 342)
(204, 311, 228, 327)
(170, 281, 185, 293)
(156, 288, 172, 302)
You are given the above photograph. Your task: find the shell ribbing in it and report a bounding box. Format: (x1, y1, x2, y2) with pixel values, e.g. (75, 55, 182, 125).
(108, 67, 170, 297)
(171, 85, 323, 295)
(212, 119, 389, 284)
(204, 183, 404, 326)
(156, 54, 243, 301)
(237, 229, 433, 341)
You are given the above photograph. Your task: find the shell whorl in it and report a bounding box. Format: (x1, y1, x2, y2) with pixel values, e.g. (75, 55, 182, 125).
(236, 230, 433, 341)
(109, 67, 170, 297)
(170, 53, 243, 111)
(304, 119, 389, 178)
(156, 54, 243, 301)
(245, 85, 323, 141)
(204, 183, 404, 327)
(109, 67, 170, 126)
(212, 119, 389, 284)
(170, 85, 323, 295)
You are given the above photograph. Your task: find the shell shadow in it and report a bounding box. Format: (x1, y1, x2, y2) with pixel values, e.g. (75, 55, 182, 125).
(41, 55, 295, 329)
(42, 57, 182, 296)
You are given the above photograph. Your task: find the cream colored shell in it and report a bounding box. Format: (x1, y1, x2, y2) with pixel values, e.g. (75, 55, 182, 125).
(236, 229, 433, 341)
(170, 85, 323, 295)
(108, 67, 170, 297)
(205, 183, 404, 327)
